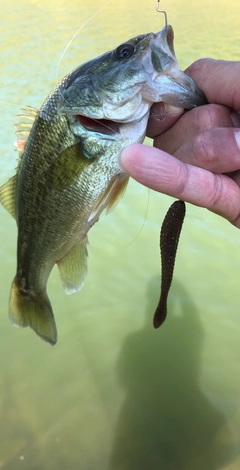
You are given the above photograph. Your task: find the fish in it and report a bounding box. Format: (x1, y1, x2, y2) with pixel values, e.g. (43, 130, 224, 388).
(153, 199, 186, 328)
(0, 25, 207, 345)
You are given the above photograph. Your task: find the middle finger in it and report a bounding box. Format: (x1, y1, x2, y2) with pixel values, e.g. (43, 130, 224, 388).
(154, 104, 233, 155)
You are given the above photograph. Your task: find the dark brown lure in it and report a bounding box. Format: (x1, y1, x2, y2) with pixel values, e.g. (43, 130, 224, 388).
(153, 199, 186, 328)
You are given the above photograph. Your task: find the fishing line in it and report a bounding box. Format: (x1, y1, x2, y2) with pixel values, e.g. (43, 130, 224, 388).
(121, 187, 150, 249)
(95, 185, 151, 250)
(148, 109, 186, 121)
(56, 0, 114, 85)
(0, 101, 22, 109)
(81, 117, 120, 136)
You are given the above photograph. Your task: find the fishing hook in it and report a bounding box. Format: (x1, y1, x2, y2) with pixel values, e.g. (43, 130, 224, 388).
(156, 0, 168, 27)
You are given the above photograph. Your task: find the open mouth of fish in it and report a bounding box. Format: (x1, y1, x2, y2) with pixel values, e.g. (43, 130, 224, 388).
(75, 101, 181, 137)
(76, 114, 121, 136)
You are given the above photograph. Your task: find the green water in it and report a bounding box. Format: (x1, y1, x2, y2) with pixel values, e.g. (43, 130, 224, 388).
(1, 0, 240, 468)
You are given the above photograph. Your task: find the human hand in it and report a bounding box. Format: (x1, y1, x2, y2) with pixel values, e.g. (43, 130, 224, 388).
(120, 59, 240, 227)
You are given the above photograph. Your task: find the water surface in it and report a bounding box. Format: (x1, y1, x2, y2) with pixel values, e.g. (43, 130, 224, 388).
(1, 1, 240, 469)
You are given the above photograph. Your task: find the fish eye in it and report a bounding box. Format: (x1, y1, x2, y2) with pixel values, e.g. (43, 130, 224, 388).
(115, 43, 135, 59)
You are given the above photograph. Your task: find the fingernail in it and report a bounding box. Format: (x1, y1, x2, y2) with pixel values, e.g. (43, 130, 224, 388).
(117, 150, 125, 170)
(231, 111, 240, 127)
(164, 104, 184, 118)
(151, 102, 167, 122)
(234, 130, 240, 149)
(118, 147, 131, 172)
(150, 103, 184, 122)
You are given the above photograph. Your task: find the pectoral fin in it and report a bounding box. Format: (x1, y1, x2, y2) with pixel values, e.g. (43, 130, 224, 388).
(57, 238, 88, 295)
(49, 142, 93, 189)
(89, 173, 129, 221)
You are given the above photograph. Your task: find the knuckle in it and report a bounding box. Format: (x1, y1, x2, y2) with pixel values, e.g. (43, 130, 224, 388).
(192, 105, 229, 133)
(185, 58, 212, 77)
(192, 131, 219, 167)
(209, 176, 224, 208)
(173, 164, 190, 198)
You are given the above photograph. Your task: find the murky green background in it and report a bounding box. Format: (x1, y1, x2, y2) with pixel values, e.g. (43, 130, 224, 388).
(1, 0, 240, 468)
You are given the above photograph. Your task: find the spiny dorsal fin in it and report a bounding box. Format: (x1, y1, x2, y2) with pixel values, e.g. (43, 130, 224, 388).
(14, 106, 39, 157)
(0, 107, 39, 218)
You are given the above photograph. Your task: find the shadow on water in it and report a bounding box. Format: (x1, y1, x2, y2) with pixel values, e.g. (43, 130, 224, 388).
(109, 277, 235, 470)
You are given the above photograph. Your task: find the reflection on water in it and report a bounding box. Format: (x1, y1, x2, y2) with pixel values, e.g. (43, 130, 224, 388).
(1, 0, 240, 468)
(110, 279, 235, 470)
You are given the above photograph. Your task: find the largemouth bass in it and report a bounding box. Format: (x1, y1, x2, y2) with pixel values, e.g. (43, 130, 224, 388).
(0, 25, 206, 345)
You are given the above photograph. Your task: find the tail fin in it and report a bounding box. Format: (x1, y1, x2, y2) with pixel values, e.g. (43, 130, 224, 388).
(9, 278, 57, 345)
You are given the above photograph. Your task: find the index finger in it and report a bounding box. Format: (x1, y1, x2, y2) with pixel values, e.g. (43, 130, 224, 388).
(120, 143, 240, 228)
(186, 59, 240, 110)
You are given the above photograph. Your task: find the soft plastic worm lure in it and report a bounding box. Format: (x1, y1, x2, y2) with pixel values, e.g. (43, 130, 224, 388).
(153, 200, 186, 328)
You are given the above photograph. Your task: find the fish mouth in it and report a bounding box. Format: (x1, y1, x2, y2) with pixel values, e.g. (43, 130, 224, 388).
(149, 26, 208, 109)
(75, 112, 150, 136)
(76, 114, 120, 136)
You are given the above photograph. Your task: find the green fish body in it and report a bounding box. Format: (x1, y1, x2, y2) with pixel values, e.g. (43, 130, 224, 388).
(0, 26, 206, 344)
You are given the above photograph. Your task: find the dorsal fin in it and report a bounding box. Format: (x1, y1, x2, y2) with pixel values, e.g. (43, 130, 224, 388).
(0, 107, 39, 219)
(14, 106, 39, 158)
